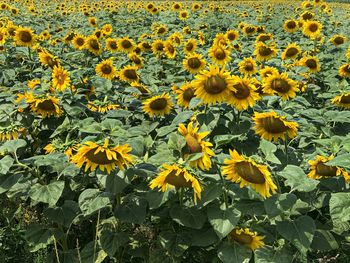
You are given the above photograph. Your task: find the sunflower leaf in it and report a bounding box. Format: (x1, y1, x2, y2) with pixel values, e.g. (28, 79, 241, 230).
(217, 241, 251, 263)
(259, 139, 281, 164)
(326, 154, 350, 169)
(279, 165, 319, 192)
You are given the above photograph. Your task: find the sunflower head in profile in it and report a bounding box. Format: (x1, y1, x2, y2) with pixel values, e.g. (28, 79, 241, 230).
(255, 33, 273, 44)
(128, 52, 144, 68)
(300, 11, 314, 21)
(198, 31, 205, 45)
(0, 125, 27, 141)
(149, 163, 202, 202)
(308, 155, 350, 182)
(263, 72, 299, 100)
(238, 57, 257, 76)
(52, 66, 71, 91)
(119, 65, 140, 83)
(208, 44, 231, 66)
(330, 35, 347, 47)
(72, 34, 85, 50)
(331, 92, 350, 108)
(222, 149, 277, 198)
(14, 26, 36, 47)
(63, 31, 76, 44)
(228, 228, 265, 251)
(183, 38, 197, 54)
(281, 43, 301, 60)
(172, 82, 196, 108)
(28, 94, 63, 118)
(193, 65, 235, 105)
(183, 53, 206, 74)
(39, 49, 60, 69)
(299, 56, 320, 73)
(71, 139, 133, 174)
(28, 79, 41, 89)
(143, 93, 173, 117)
(84, 35, 102, 55)
(87, 100, 120, 113)
(242, 25, 257, 36)
(178, 121, 215, 171)
(106, 38, 118, 52)
(228, 76, 260, 111)
(88, 17, 98, 27)
(226, 29, 239, 42)
(339, 64, 350, 79)
(164, 41, 176, 59)
(44, 138, 78, 158)
(254, 42, 277, 62)
(303, 20, 322, 39)
(117, 37, 135, 53)
(96, 59, 117, 80)
(252, 111, 298, 142)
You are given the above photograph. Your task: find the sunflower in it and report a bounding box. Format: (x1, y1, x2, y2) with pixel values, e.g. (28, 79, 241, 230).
(346, 46, 350, 59)
(151, 39, 165, 56)
(228, 76, 260, 111)
(106, 38, 118, 52)
(117, 37, 135, 53)
(0, 126, 27, 141)
(281, 43, 301, 60)
(255, 33, 273, 43)
(252, 111, 298, 142)
(300, 11, 314, 21)
(339, 64, 350, 78)
(254, 42, 277, 62)
(153, 24, 168, 36)
(14, 26, 36, 47)
(332, 92, 350, 108)
(283, 20, 299, 33)
(263, 72, 299, 100)
(149, 163, 202, 202)
(208, 45, 231, 66)
(299, 56, 320, 73)
(102, 23, 113, 36)
(260, 66, 279, 80)
(238, 57, 257, 76)
(183, 53, 206, 74)
(178, 122, 215, 171)
(164, 41, 176, 59)
(173, 83, 196, 109)
(228, 228, 265, 251)
(183, 38, 197, 54)
(52, 66, 71, 91)
(179, 10, 189, 20)
(84, 35, 102, 55)
(213, 33, 231, 48)
(143, 93, 173, 117)
(63, 31, 76, 44)
(71, 139, 133, 174)
(330, 35, 347, 47)
(172, 2, 182, 11)
(222, 149, 277, 198)
(0, 28, 7, 45)
(193, 65, 235, 105)
(130, 82, 150, 98)
(308, 155, 350, 182)
(168, 32, 183, 46)
(242, 25, 256, 36)
(28, 79, 41, 89)
(95, 59, 117, 80)
(72, 34, 85, 50)
(226, 29, 239, 42)
(44, 138, 77, 158)
(87, 101, 120, 113)
(128, 52, 144, 68)
(38, 50, 60, 68)
(119, 65, 139, 83)
(28, 94, 63, 118)
(303, 20, 322, 39)
(88, 17, 97, 27)
(139, 41, 152, 52)
(192, 3, 201, 11)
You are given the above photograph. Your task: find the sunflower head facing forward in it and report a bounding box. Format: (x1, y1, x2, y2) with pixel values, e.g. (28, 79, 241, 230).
(143, 93, 173, 117)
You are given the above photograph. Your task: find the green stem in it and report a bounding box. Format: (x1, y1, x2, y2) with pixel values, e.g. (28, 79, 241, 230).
(284, 137, 289, 164)
(179, 188, 184, 206)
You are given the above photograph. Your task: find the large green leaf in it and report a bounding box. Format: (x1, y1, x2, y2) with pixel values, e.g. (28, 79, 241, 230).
(44, 200, 80, 227)
(326, 154, 350, 169)
(29, 181, 65, 206)
(217, 241, 251, 263)
(259, 139, 281, 164)
(100, 229, 129, 257)
(0, 139, 27, 153)
(170, 204, 206, 229)
(79, 189, 111, 216)
(329, 192, 350, 232)
(0, 155, 14, 174)
(264, 193, 297, 218)
(114, 196, 147, 224)
(254, 245, 293, 263)
(279, 165, 319, 192)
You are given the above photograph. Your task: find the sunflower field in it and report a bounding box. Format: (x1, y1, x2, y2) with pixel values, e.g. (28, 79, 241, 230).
(1, 0, 350, 262)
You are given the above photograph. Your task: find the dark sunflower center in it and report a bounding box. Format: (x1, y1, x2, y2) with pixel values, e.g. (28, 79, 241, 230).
(343, 65, 350, 73)
(142, 42, 151, 49)
(20, 31, 32, 42)
(76, 38, 84, 46)
(316, 163, 337, 177)
(101, 64, 112, 74)
(185, 134, 202, 153)
(245, 27, 255, 34)
(167, 45, 175, 54)
(155, 42, 164, 51)
(188, 57, 201, 69)
(56, 73, 66, 85)
(214, 48, 226, 60)
(121, 39, 132, 49)
(85, 149, 116, 164)
(233, 83, 251, 99)
(174, 36, 180, 44)
(303, 13, 313, 20)
(150, 98, 167, 110)
(258, 35, 271, 42)
(261, 116, 288, 133)
(234, 161, 266, 184)
(158, 27, 166, 34)
(271, 79, 291, 93)
(66, 33, 75, 41)
(109, 41, 117, 49)
(203, 75, 227, 94)
(231, 231, 253, 245)
(244, 61, 254, 71)
(227, 33, 236, 41)
(123, 69, 137, 80)
(259, 46, 273, 56)
(183, 88, 195, 102)
(340, 94, 350, 103)
(89, 39, 99, 50)
(37, 99, 56, 111)
(334, 37, 344, 45)
(305, 59, 317, 69)
(186, 43, 194, 51)
(285, 47, 298, 57)
(133, 56, 141, 64)
(308, 23, 319, 32)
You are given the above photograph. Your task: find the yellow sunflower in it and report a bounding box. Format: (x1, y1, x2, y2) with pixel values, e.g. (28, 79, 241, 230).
(254, 42, 277, 62)
(164, 41, 176, 59)
(52, 66, 71, 91)
(228, 228, 265, 251)
(72, 34, 85, 50)
(172, 83, 196, 109)
(198, 31, 205, 45)
(179, 10, 189, 20)
(281, 43, 301, 60)
(84, 35, 102, 55)
(0, 28, 7, 45)
(208, 44, 231, 66)
(255, 33, 273, 43)
(260, 66, 279, 80)
(193, 65, 235, 105)
(226, 29, 239, 42)
(151, 39, 165, 56)
(128, 52, 144, 68)
(149, 163, 202, 202)
(299, 56, 320, 73)
(308, 155, 350, 182)
(14, 26, 36, 47)
(38, 50, 60, 69)
(96, 59, 117, 80)
(242, 25, 257, 36)
(119, 65, 139, 83)
(0, 126, 27, 141)
(183, 53, 206, 74)
(303, 20, 322, 39)
(106, 38, 118, 52)
(183, 38, 197, 54)
(168, 32, 183, 46)
(87, 101, 120, 113)
(178, 122, 215, 171)
(238, 57, 257, 76)
(339, 64, 350, 78)
(283, 20, 299, 33)
(330, 35, 347, 47)
(28, 79, 41, 89)
(71, 139, 133, 174)
(228, 76, 260, 111)
(222, 149, 277, 198)
(143, 93, 173, 117)
(26, 94, 63, 118)
(252, 111, 298, 142)
(117, 37, 135, 53)
(331, 92, 350, 108)
(213, 33, 231, 48)
(263, 72, 299, 100)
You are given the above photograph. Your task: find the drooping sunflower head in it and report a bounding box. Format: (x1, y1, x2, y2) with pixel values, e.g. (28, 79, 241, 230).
(332, 92, 350, 108)
(0, 125, 27, 141)
(14, 26, 36, 47)
(84, 35, 102, 55)
(228, 76, 260, 111)
(299, 56, 320, 73)
(128, 52, 144, 68)
(222, 149, 277, 198)
(252, 111, 298, 142)
(119, 65, 139, 83)
(28, 95, 63, 118)
(96, 59, 117, 80)
(303, 20, 322, 39)
(117, 37, 135, 53)
(183, 53, 206, 74)
(238, 57, 257, 76)
(87, 100, 120, 113)
(52, 66, 71, 91)
(208, 44, 231, 66)
(183, 38, 197, 54)
(149, 163, 202, 202)
(143, 93, 173, 117)
(330, 35, 347, 47)
(229, 228, 265, 251)
(193, 65, 235, 105)
(281, 43, 301, 60)
(173, 82, 196, 109)
(263, 72, 299, 100)
(254, 42, 277, 62)
(339, 64, 350, 79)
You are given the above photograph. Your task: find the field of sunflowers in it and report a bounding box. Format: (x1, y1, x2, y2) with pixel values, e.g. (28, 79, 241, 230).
(1, 0, 350, 262)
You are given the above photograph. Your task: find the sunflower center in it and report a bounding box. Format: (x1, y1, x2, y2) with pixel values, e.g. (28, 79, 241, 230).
(214, 48, 226, 60)
(85, 149, 116, 165)
(123, 69, 137, 80)
(150, 98, 167, 110)
(244, 61, 254, 71)
(271, 78, 291, 93)
(56, 73, 66, 85)
(20, 31, 32, 43)
(261, 116, 288, 134)
(308, 23, 319, 33)
(121, 39, 132, 49)
(101, 64, 112, 74)
(334, 37, 344, 45)
(167, 45, 175, 54)
(316, 163, 337, 177)
(231, 231, 253, 245)
(342, 65, 350, 74)
(174, 36, 181, 44)
(185, 134, 202, 153)
(287, 21, 296, 29)
(142, 42, 151, 49)
(89, 39, 100, 50)
(303, 13, 313, 20)
(340, 94, 350, 103)
(305, 59, 317, 69)
(109, 41, 117, 49)
(245, 27, 255, 34)
(235, 161, 266, 184)
(285, 47, 298, 57)
(258, 35, 271, 42)
(227, 33, 236, 41)
(165, 170, 192, 188)
(158, 27, 166, 34)
(188, 57, 201, 69)
(183, 88, 195, 101)
(232, 83, 251, 99)
(133, 56, 142, 64)
(156, 42, 164, 51)
(76, 38, 84, 46)
(186, 43, 194, 52)
(203, 75, 227, 94)
(259, 46, 273, 56)
(37, 99, 56, 111)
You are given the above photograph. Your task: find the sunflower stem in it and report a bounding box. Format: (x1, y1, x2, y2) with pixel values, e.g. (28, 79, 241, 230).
(27, 47, 32, 61)
(236, 111, 241, 124)
(179, 187, 184, 206)
(284, 137, 289, 164)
